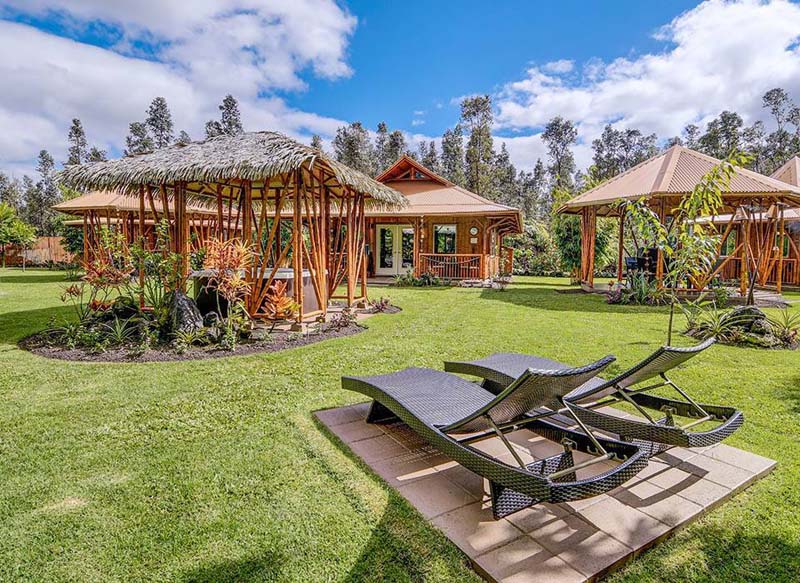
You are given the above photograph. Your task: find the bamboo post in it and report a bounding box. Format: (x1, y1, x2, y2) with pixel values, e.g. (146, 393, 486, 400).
(293, 171, 304, 324)
(242, 180, 252, 245)
(616, 209, 625, 282)
(82, 213, 89, 262)
(777, 206, 785, 294)
(346, 191, 355, 306)
(138, 185, 146, 307)
(739, 219, 748, 297)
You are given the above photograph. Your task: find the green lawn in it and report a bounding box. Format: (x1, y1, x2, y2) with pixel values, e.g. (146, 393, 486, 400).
(0, 269, 798, 582)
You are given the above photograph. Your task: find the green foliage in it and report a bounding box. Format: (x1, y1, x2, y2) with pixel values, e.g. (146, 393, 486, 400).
(101, 317, 138, 346)
(392, 269, 443, 287)
(506, 220, 561, 276)
(59, 224, 84, 256)
(767, 309, 800, 346)
(326, 306, 359, 330)
(607, 272, 670, 306)
(551, 189, 613, 278)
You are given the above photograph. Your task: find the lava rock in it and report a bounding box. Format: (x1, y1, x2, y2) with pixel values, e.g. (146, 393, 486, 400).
(722, 306, 767, 331)
(168, 291, 203, 334)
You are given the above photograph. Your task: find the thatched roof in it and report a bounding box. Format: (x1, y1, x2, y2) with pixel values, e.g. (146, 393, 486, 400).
(57, 131, 407, 208)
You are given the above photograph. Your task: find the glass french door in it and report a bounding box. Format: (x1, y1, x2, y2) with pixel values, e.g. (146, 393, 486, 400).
(376, 224, 414, 275)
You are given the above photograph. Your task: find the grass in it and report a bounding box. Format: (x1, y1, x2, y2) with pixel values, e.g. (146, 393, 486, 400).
(0, 268, 799, 582)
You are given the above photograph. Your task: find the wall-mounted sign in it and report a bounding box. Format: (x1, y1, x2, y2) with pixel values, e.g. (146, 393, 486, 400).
(469, 226, 479, 236)
(470, 237, 478, 244)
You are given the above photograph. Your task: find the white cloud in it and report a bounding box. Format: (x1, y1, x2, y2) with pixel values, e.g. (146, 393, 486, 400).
(542, 59, 574, 74)
(495, 0, 800, 170)
(411, 119, 425, 127)
(0, 1, 356, 177)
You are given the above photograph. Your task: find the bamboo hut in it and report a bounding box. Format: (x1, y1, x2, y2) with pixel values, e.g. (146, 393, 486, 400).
(366, 156, 522, 279)
(559, 146, 800, 294)
(58, 131, 407, 322)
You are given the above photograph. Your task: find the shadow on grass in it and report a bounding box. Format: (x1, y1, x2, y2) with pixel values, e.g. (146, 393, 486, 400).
(0, 272, 70, 284)
(775, 374, 800, 415)
(181, 552, 283, 583)
(309, 413, 478, 582)
(478, 286, 668, 315)
(613, 525, 800, 582)
(0, 305, 73, 344)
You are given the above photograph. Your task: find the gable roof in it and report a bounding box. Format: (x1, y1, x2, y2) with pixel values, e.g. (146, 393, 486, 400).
(372, 156, 522, 232)
(375, 154, 453, 186)
(562, 145, 800, 214)
(770, 155, 800, 187)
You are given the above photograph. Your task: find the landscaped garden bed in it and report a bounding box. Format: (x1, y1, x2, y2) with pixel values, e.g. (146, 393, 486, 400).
(21, 316, 368, 363)
(20, 229, 400, 363)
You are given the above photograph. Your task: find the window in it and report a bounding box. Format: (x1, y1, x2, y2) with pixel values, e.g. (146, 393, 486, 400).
(434, 224, 456, 254)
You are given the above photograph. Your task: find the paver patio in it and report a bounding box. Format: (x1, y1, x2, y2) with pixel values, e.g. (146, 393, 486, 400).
(317, 402, 776, 583)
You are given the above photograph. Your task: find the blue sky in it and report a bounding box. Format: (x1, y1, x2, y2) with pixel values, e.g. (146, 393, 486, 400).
(1, 0, 799, 177)
(295, 0, 699, 136)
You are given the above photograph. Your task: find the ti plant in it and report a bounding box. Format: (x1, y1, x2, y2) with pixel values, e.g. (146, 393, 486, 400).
(621, 151, 751, 345)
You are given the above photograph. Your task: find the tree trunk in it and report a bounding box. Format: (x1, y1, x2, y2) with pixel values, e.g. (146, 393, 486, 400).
(667, 296, 676, 346)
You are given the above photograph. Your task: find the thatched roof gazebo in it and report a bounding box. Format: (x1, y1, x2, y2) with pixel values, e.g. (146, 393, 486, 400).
(58, 131, 407, 322)
(560, 145, 800, 293)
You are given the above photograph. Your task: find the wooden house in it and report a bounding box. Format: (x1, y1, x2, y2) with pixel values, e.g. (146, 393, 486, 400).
(366, 156, 522, 280)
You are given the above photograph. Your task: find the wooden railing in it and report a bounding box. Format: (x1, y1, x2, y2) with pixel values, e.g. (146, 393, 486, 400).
(419, 254, 484, 280)
(717, 256, 798, 286)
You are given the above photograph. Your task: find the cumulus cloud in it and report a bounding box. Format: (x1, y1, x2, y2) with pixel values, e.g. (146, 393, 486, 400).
(0, 0, 356, 175)
(494, 0, 800, 170)
(542, 59, 574, 74)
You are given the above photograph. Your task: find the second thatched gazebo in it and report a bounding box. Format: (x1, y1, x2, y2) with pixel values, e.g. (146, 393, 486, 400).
(58, 131, 407, 323)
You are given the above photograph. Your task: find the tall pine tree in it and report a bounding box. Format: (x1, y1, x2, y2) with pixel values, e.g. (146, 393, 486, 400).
(492, 143, 517, 204)
(374, 122, 390, 171)
(386, 131, 407, 167)
(441, 124, 466, 186)
(66, 118, 88, 165)
(461, 95, 495, 197)
(219, 95, 244, 136)
(421, 140, 440, 173)
(25, 150, 61, 235)
(541, 116, 577, 194)
(125, 122, 154, 156)
(332, 122, 376, 176)
(146, 97, 174, 149)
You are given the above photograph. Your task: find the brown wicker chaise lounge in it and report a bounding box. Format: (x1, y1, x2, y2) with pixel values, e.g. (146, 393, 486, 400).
(445, 339, 743, 454)
(342, 356, 649, 518)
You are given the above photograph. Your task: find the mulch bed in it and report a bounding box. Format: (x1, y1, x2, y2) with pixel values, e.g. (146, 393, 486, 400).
(20, 324, 366, 363)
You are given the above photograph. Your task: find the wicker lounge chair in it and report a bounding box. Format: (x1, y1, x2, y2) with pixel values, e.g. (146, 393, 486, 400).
(444, 339, 743, 454)
(342, 357, 649, 518)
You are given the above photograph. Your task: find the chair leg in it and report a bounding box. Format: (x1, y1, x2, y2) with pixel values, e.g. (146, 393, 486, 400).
(366, 400, 398, 424)
(489, 481, 545, 519)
